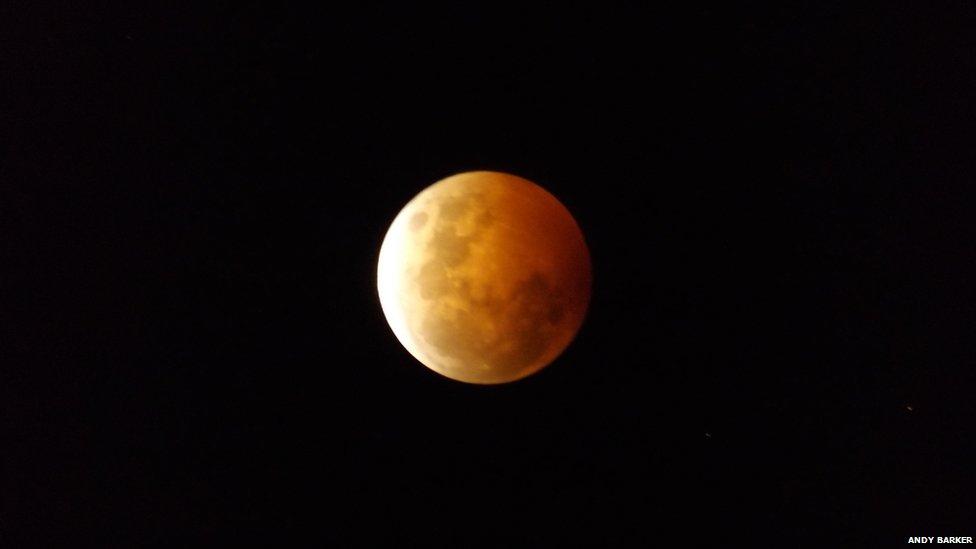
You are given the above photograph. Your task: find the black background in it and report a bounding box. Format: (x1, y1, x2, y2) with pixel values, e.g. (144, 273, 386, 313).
(5, 2, 976, 545)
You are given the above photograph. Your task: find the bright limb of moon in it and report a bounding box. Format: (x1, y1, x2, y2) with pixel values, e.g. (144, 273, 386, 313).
(377, 171, 591, 384)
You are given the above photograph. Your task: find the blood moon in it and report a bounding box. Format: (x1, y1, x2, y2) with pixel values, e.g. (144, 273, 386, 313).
(377, 171, 591, 384)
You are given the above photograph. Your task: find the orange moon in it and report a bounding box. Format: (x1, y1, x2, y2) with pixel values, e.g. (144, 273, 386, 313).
(377, 171, 591, 384)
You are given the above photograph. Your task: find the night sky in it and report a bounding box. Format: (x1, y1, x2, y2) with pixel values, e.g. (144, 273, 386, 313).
(5, 2, 976, 545)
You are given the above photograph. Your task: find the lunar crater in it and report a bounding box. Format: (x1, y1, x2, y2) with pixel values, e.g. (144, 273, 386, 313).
(408, 212, 428, 231)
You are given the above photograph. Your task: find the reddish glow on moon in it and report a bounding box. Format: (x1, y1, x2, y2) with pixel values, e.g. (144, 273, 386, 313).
(377, 171, 591, 384)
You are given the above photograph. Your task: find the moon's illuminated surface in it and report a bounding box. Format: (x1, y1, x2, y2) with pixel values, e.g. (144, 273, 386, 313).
(377, 171, 591, 384)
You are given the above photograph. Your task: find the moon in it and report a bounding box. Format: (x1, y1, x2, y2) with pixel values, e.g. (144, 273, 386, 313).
(377, 171, 591, 384)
